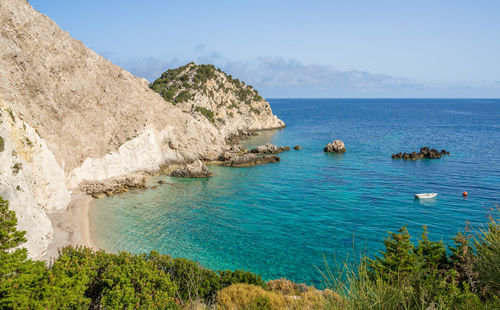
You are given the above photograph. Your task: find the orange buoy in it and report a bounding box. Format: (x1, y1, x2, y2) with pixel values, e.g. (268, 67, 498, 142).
(462, 191, 468, 197)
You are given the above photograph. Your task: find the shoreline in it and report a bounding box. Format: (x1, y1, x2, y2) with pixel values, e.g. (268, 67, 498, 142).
(42, 129, 277, 262)
(43, 194, 96, 261)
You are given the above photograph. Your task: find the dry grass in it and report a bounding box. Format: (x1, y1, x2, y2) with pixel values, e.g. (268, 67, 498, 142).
(216, 282, 338, 310)
(217, 283, 287, 310)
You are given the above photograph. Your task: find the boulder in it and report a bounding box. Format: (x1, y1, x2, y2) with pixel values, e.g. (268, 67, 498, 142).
(324, 140, 346, 153)
(391, 152, 402, 159)
(293, 145, 302, 150)
(410, 151, 419, 160)
(250, 143, 290, 154)
(170, 160, 213, 178)
(419, 147, 442, 159)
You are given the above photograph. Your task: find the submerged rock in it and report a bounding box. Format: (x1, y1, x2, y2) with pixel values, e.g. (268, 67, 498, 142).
(219, 154, 280, 167)
(392, 147, 450, 160)
(170, 160, 213, 178)
(250, 143, 290, 154)
(324, 140, 346, 153)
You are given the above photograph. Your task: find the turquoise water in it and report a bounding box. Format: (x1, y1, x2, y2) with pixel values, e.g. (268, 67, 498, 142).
(90, 99, 500, 286)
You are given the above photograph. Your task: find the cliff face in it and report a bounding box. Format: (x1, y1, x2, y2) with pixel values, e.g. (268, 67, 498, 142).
(0, 0, 284, 258)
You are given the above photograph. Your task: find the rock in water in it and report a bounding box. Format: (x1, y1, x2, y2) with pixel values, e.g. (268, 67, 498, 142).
(392, 147, 449, 160)
(170, 160, 213, 178)
(220, 154, 280, 167)
(293, 145, 302, 150)
(324, 140, 346, 153)
(250, 143, 290, 154)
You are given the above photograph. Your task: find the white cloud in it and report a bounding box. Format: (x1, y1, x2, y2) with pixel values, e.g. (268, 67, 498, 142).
(113, 53, 500, 98)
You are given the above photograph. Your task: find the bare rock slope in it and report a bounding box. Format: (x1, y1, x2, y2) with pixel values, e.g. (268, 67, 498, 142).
(0, 0, 284, 258)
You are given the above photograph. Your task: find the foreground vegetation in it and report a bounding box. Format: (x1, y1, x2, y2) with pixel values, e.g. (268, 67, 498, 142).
(1, 196, 498, 309)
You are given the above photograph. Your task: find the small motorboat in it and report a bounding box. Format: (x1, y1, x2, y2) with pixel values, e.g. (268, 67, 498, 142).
(415, 193, 438, 199)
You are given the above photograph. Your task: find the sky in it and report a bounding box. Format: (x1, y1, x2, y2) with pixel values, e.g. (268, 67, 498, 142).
(30, 0, 500, 98)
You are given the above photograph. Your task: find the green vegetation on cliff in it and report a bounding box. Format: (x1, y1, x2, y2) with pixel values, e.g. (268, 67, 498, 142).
(194, 106, 215, 123)
(1, 196, 498, 309)
(149, 63, 265, 115)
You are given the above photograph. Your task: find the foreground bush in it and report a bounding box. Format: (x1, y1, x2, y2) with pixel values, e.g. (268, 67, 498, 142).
(1, 196, 499, 309)
(321, 209, 500, 309)
(0, 197, 264, 308)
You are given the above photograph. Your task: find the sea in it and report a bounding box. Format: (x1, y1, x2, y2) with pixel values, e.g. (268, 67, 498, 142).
(90, 98, 500, 286)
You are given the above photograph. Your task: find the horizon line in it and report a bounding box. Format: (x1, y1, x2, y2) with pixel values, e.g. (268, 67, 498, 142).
(265, 97, 500, 100)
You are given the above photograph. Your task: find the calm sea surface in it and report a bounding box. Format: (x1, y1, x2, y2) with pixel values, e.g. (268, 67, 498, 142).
(90, 99, 500, 286)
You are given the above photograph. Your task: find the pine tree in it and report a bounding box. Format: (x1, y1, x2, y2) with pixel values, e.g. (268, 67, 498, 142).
(415, 225, 448, 272)
(0, 196, 26, 253)
(369, 226, 416, 281)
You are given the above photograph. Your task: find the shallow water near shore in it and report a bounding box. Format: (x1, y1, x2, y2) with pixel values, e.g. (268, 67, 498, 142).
(91, 98, 500, 286)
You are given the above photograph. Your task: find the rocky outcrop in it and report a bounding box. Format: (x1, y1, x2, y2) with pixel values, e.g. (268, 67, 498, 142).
(293, 145, 302, 150)
(0, 0, 284, 258)
(150, 63, 285, 135)
(219, 154, 280, 167)
(250, 143, 290, 154)
(392, 147, 450, 160)
(79, 172, 148, 197)
(225, 130, 258, 145)
(324, 140, 346, 153)
(170, 160, 213, 178)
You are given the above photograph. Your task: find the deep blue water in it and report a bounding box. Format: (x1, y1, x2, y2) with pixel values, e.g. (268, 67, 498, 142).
(90, 99, 500, 286)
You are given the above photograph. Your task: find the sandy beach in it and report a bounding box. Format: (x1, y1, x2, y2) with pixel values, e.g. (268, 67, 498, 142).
(43, 194, 96, 261)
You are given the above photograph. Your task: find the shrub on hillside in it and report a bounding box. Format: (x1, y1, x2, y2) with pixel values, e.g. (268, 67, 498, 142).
(219, 269, 265, 288)
(194, 107, 215, 123)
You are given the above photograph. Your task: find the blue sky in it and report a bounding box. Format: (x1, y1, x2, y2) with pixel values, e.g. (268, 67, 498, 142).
(31, 0, 500, 97)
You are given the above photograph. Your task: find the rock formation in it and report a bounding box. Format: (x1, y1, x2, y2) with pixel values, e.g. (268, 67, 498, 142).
(219, 154, 280, 167)
(324, 140, 346, 153)
(150, 63, 285, 134)
(250, 143, 290, 154)
(293, 145, 302, 150)
(79, 172, 148, 197)
(392, 147, 450, 160)
(0, 0, 285, 258)
(170, 160, 213, 178)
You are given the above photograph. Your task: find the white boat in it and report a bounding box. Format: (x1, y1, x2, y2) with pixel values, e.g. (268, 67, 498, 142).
(414, 193, 438, 199)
